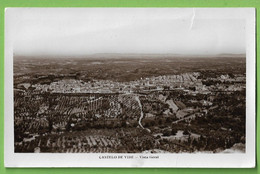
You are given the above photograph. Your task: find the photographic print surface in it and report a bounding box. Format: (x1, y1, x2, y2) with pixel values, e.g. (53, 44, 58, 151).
(14, 56, 246, 153)
(5, 8, 255, 167)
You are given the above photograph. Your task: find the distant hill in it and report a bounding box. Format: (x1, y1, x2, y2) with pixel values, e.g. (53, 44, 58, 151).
(14, 53, 246, 60)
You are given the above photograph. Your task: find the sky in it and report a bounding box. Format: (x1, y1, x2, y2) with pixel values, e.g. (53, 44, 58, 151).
(7, 8, 247, 57)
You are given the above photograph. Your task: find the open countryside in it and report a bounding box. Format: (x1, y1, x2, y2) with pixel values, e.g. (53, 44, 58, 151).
(14, 55, 246, 153)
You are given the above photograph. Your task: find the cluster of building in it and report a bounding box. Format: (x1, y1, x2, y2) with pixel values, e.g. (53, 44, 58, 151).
(31, 73, 199, 94)
(28, 72, 245, 95)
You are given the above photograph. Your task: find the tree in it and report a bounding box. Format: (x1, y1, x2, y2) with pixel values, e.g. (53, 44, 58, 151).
(163, 130, 171, 136)
(121, 121, 127, 128)
(166, 117, 172, 123)
(183, 129, 190, 135)
(47, 118, 53, 132)
(158, 119, 163, 125)
(145, 122, 150, 127)
(192, 139, 198, 147)
(171, 128, 177, 135)
(150, 120, 155, 127)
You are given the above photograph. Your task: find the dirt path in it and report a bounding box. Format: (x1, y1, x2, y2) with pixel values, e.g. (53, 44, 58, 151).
(135, 95, 145, 129)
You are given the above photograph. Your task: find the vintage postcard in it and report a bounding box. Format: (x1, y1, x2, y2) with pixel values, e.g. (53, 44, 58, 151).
(5, 8, 255, 167)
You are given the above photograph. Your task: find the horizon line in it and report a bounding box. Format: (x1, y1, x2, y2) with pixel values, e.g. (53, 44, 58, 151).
(13, 53, 246, 59)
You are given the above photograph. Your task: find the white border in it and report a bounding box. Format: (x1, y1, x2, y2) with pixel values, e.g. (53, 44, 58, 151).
(4, 8, 256, 168)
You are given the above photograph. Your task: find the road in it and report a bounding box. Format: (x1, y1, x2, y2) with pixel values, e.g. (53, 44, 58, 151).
(135, 95, 151, 133)
(135, 95, 145, 129)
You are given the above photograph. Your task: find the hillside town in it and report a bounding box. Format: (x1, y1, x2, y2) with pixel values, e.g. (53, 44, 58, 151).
(14, 69, 246, 153)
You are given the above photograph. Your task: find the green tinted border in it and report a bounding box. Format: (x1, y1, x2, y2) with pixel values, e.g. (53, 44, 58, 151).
(0, 0, 258, 173)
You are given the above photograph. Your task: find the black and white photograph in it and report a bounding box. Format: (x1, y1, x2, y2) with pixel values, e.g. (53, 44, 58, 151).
(5, 8, 255, 167)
